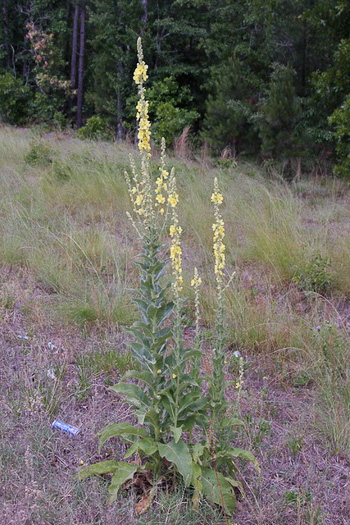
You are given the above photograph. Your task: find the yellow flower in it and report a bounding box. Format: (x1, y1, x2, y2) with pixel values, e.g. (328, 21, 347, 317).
(157, 369, 162, 374)
(135, 194, 143, 206)
(168, 193, 179, 207)
(131, 186, 137, 194)
(160, 208, 165, 215)
(133, 62, 148, 84)
(211, 192, 223, 205)
(156, 194, 166, 204)
(172, 374, 177, 379)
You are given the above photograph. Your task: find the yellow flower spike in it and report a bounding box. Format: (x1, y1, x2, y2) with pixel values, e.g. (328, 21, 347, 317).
(169, 175, 183, 294)
(212, 177, 226, 284)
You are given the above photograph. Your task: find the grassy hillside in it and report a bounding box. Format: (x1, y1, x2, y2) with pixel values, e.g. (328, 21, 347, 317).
(1, 126, 349, 524)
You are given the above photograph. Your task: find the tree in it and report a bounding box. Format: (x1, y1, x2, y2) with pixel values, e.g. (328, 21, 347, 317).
(257, 64, 302, 162)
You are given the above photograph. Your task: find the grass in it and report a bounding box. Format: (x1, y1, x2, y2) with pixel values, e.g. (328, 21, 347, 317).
(1, 126, 349, 524)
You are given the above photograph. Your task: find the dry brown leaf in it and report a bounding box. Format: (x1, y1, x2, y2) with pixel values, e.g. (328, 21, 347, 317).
(135, 487, 157, 516)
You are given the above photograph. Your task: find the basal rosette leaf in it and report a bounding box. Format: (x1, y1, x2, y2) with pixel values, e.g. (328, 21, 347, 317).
(158, 439, 193, 487)
(108, 463, 140, 502)
(201, 467, 236, 515)
(78, 460, 123, 480)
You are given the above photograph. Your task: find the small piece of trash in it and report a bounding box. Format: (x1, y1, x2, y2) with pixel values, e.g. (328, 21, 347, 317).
(17, 334, 30, 340)
(47, 369, 57, 380)
(233, 350, 242, 358)
(48, 341, 57, 350)
(52, 420, 80, 435)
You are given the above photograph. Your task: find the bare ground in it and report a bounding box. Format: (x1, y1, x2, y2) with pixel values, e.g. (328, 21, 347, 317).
(1, 267, 349, 525)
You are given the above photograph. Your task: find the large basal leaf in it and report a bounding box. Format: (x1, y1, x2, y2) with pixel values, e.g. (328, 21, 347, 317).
(77, 460, 121, 480)
(108, 462, 139, 502)
(97, 422, 147, 449)
(201, 467, 236, 515)
(158, 439, 193, 486)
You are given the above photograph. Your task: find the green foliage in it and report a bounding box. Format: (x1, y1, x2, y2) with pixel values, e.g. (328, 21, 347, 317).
(0, 73, 31, 124)
(329, 94, 350, 177)
(203, 57, 259, 155)
(257, 64, 302, 161)
(77, 116, 114, 141)
(292, 253, 334, 294)
(148, 77, 199, 145)
(24, 142, 55, 167)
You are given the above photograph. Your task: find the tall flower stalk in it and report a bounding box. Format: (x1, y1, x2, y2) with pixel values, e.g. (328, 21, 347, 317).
(209, 177, 228, 430)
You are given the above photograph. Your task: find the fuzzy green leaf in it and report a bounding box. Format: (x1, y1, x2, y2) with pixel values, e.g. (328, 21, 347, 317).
(122, 370, 154, 389)
(77, 460, 121, 480)
(158, 439, 193, 486)
(222, 416, 245, 427)
(170, 425, 183, 443)
(97, 422, 147, 449)
(110, 383, 151, 410)
(216, 447, 259, 470)
(201, 467, 236, 515)
(124, 437, 158, 458)
(108, 463, 139, 502)
(128, 342, 156, 366)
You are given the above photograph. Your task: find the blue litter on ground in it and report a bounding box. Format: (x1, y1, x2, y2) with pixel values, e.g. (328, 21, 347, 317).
(52, 420, 80, 435)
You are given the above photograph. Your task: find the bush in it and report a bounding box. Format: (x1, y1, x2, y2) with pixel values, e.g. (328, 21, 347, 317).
(329, 94, 350, 178)
(148, 77, 199, 146)
(0, 72, 31, 124)
(24, 142, 55, 167)
(293, 253, 334, 294)
(77, 116, 114, 141)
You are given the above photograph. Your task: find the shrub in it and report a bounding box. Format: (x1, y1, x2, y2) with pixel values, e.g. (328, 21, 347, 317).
(0, 72, 31, 124)
(24, 142, 55, 167)
(77, 116, 114, 141)
(148, 77, 199, 146)
(329, 94, 350, 178)
(292, 253, 334, 294)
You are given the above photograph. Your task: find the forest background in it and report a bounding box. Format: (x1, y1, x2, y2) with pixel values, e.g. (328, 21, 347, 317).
(0, 0, 349, 176)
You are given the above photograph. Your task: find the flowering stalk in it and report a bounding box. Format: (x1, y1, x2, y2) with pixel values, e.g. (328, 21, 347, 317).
(209, 177, 228, 431)
(191, 267, 202, 378)
(80, 39, 258, 515)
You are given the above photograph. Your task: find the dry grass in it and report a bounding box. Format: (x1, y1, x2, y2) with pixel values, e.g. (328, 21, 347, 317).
(1, 127, 349, 524)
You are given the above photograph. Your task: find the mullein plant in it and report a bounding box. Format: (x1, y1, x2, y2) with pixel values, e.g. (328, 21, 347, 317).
(79, 38, 258, 516)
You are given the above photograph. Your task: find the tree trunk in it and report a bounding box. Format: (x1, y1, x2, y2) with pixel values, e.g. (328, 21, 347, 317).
(77, 1, 86, 128)
(116, 62, 124, 140)
(70, 3, 80, 90)
(2, 0, 10, 69)
(141, 0, 147, 24)
(68, 2, 79, 117)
